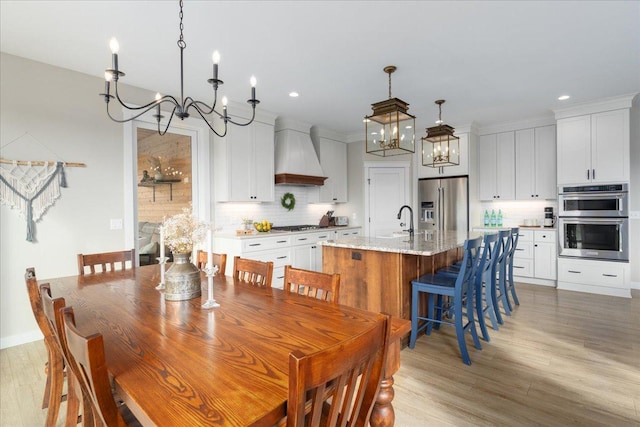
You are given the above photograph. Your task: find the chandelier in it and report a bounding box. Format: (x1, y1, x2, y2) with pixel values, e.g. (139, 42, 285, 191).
(422, 99, 460, 167)
(365, 66, 415, 156)
(99, 0, 259, 137)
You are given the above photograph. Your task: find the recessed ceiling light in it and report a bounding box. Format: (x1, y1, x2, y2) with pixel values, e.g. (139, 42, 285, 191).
(289, 92, 299, 98)
(558, 95, 570, 101)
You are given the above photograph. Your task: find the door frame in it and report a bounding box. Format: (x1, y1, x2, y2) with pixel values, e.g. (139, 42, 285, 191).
(123, 109, 211, 262)
(363, 161, 411, 237)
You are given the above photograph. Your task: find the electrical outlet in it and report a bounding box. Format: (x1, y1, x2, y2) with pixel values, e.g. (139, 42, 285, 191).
(630, 211, 640, 219)
(110, 218, 123, 230)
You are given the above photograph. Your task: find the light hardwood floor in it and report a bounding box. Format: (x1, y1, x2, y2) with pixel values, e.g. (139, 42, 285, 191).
(1, 283, 639, 426)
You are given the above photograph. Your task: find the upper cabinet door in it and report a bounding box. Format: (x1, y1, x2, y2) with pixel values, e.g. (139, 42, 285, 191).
(478, 134, 497, 201)
(515, 128, 535, 199)
(534, 125, 556, 199)
(495, 131, 515, 200)
(591, 109, 629, 183)
(252, 121, 276, 202)
(557, 115, 592, 185)
(312, 137, 347, 203)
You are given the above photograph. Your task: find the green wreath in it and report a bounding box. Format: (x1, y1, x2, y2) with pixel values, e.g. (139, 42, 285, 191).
(281, 192, 296, 211)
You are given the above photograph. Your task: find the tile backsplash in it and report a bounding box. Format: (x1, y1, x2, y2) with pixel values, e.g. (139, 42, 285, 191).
(214, 185, 335, 231)
(478, 200, 558, 227)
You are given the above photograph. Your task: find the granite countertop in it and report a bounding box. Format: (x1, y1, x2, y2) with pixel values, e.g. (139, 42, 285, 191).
(320, 230, 482, 256)
(473, 226, 557, 231)
(215, 225, 361, 239)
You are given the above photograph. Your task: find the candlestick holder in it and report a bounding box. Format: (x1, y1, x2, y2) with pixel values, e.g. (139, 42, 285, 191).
(155, 256, 169, 290)
(201, 264, 220, 309)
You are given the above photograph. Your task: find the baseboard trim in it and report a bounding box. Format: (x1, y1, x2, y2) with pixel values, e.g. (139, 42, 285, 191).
(0, 330, 43, 350)
(514, 277, 556, 287)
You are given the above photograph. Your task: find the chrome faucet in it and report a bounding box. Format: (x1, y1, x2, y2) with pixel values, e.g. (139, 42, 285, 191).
(397, 205, 414, 239)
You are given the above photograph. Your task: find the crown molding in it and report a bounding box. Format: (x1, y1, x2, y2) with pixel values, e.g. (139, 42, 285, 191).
(553, 93, 638, 120)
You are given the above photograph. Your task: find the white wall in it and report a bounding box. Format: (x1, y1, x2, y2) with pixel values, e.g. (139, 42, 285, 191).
(0, 53, 155, 348)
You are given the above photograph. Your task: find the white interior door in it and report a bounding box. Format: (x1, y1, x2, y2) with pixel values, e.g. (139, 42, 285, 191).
(365, 163, 409, 237)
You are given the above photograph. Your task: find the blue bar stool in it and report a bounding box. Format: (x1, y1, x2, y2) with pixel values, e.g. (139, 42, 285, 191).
(409, 236, 483, 365)
(506, 227, 521, 308)
(492, 230, 511, 324)
(437, 232, 500, 342)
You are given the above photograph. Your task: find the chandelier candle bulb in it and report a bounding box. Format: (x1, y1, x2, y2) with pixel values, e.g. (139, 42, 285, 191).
(109, 37, 119, 73)
(212, 51, 220, 81)
(250, 76, 257, 100)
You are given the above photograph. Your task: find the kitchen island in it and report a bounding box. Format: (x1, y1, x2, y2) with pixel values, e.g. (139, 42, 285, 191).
(321, 231, 476, 321)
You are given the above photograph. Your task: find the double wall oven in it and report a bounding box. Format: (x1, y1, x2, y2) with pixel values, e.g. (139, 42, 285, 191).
(558, 184, 629, 262)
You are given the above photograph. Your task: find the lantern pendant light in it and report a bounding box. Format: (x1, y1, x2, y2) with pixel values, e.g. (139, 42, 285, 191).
(422, 99, 460, 167)
(365, 66, 416, 156)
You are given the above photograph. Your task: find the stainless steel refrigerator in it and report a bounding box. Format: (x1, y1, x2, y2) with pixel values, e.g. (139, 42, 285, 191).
(419, 176, 469, 232)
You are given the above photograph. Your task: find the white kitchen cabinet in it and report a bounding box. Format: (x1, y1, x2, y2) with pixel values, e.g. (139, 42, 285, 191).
(214, 120, 275, 202)
(533, 230, 556, 280)
(558, 258, 630, 298)
(557, 109, 630, 185)
(291, 230, 333, 272)
(418, 133, 469, 178)
(512, 230, 534, 278)
(311, 136, 347, 203)
(478, 132, 515, 201)
(510, 228, 557, 284)
(515, 125, 556, 200)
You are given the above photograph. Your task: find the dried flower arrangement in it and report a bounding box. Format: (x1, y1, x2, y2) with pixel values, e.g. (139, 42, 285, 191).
(162, 206, 208, 254)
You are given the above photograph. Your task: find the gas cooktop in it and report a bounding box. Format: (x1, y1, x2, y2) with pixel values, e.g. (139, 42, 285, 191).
(270, 225, 320, 232)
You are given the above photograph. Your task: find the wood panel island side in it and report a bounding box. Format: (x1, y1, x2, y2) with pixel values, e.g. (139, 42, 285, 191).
(321, 231, 473, 321)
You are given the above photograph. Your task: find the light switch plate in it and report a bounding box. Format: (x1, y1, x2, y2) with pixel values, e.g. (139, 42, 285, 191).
(110, 218, 123, 230)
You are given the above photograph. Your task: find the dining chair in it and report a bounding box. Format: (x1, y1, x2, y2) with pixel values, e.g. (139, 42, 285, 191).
(283, 265, 340, 304)
(409, 236, 483, 365)
(286, 313, 391, 427)
(40, 283, 92, 427)
(196, 250, 227, 276)
(24, 268, 66, 426)
(61, 306, 141, 427)
(233, 256, 274, 288)
(77, 249, 136, 275)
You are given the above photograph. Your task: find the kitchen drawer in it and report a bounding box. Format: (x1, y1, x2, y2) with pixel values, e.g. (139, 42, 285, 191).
(291, 231, 332, 246)
(336, 228, 360, 237)
(512, 258, 533, 277)
(242, 235, 291, 252)
(535, 230, 556, 243)
(558, 259, 626, 289)
(249, 248, 291, 268)
(513, 241, 533, 259)
(516, 230, 533, 242)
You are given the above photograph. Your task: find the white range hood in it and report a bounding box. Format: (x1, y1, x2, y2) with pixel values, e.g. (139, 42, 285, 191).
(274, 118, 327, 186)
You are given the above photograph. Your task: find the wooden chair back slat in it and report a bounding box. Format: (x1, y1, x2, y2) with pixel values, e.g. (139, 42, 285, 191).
(77, 249, 136, 275)
(196, 250, 227, 276)
(286, 313, 391, 427)
(233, 256, 273, 288)
(284, 265, 340, 304)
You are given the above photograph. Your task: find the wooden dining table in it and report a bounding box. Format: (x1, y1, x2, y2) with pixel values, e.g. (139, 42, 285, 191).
(42, 265, 411, 426)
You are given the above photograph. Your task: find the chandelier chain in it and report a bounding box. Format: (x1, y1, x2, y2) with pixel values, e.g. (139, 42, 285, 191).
(178, 0, 186, 48)
(388, 72, 392, 99)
